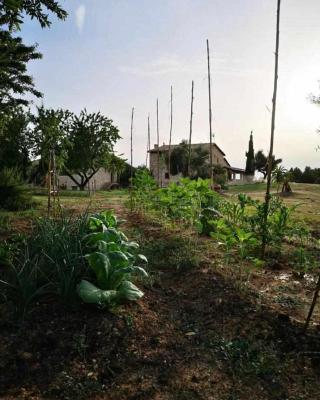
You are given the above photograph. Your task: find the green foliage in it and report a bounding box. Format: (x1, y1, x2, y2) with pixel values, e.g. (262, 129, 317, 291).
(0, 212, 88, 317)
(245, 131, 255, 175)
(0, 107, 30, 177)
(30, 106, 72, 175)
(0, 0, 67, 29)
(169, 140, 189, 176)
(64, 109, 121, 189)
(0, 167, 33, 210)
(289, 166, 320, 184)
(78, 211, 148, 307)
(131, 169, 157, 212)
(254, 150, 282, 179)
(198, 206, 222, 235)
(168, 141, 211, 178)
(0, 30, 42, 112)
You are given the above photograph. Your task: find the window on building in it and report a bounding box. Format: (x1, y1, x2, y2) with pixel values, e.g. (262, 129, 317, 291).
(165, 172, 169, 179)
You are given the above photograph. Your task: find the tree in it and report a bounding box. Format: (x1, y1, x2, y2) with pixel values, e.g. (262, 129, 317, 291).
(0, 0, 67, 113)
(272, 165, 286, 193)
(169, 140, 189, 176)
(63, 110, 121, 190)
(245, 131, 255, 175)
(254, 150, 282, 179)
(30, 106, 72, 178)
(190, 145, 210, 178)
(0, 0, 67, 29)
(0, 106, 30, 177)
(169, 141, 211, 178)
(0, 31, 42, 112)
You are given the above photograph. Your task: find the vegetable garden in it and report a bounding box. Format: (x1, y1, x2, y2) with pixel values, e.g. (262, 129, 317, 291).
(1, 183, 320, 399)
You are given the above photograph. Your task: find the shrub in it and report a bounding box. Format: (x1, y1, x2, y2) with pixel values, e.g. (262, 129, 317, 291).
(0, 168, 33, 211)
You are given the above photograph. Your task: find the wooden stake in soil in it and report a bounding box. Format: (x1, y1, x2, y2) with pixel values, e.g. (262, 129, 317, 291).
(206, 39, 214, 188)
(130, 107, 134, 210)
(187, 80, 194, 177)
(262, 0, 281, 258)
(47, 148, 60, 217)
(304, 272, 320, 332)
(168, 85, 173, 182)
(146, 114, 151, 167)
(156, 98, 160, 187)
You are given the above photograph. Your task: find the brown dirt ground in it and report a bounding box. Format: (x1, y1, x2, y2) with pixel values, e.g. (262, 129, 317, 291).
(1, 208, 320, 400)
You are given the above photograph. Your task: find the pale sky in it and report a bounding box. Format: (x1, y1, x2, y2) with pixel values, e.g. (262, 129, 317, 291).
(22, 0, 320, 169)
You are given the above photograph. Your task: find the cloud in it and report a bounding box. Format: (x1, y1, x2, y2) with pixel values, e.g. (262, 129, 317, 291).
(75, 5, 86, 33)
(118, 54, 259, 78)
(119, 55, 205, 77)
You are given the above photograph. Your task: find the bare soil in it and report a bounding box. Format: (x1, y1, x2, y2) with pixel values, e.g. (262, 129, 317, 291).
(1, 208, 320, 400)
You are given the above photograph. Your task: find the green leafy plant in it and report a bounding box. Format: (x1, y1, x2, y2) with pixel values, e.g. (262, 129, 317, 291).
(0, 168, 34, 211)
(77, 211, 148, 307)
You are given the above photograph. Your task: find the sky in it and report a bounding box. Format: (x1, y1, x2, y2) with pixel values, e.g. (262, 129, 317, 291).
(21, 0, 320, 169)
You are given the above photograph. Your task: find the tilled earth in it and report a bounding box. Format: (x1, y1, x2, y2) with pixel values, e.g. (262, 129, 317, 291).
(1, 213, 320, 400)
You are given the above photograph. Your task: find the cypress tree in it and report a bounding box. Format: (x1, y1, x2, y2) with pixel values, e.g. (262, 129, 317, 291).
(245, 131, 255, 175)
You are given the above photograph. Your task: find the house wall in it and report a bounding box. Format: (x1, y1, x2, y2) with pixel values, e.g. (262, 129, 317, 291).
(59, 168, 116, 190)
(149, 144, 229, 186)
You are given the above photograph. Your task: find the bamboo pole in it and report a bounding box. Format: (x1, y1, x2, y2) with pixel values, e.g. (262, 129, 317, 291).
(47, 151, 52, 216)
(168, 86, 173, 182)
(130, 107, 134, 210)
(156, 98, 160, 187)
(262, 0, 281, 258)
(206, 39, 214, 187)
(146, 114, 150, 167)
(187, 80, 194, 177)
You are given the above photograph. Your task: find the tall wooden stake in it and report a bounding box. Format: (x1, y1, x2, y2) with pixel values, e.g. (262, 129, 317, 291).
(146, 114, 150, 167)
(130, 107, 134, 210)
(304, 272, 320, 332)
(168, 86, 173, 182)
(187, 80, 194, 177)
(262, 0, 281, 258)
(207, 39, 214, 187)
(156, 98, 160, 187)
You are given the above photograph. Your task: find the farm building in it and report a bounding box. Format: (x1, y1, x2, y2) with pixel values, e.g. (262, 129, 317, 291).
(148, 142, 245, 186)
(59, 168, 117, 191)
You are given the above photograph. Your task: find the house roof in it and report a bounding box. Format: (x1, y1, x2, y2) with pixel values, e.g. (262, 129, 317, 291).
(149, 142, 226, 156)
(224, 166, 245, 173)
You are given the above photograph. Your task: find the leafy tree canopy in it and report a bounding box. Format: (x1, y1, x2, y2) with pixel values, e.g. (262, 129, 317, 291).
(254, 150, 282, 179)
(0, 31, 42, 112)
(0, 0, 67, 29)
(63, 109, 121, 189)
(0, 0, 67, 113)
(245, 131, 255, 175)
(29, 106, 72, 174)
(169, 140, 211, 179)
(0, 106, 30, 176)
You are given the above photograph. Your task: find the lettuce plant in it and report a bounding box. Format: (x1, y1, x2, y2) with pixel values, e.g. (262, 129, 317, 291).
(77, 211, 148, 307)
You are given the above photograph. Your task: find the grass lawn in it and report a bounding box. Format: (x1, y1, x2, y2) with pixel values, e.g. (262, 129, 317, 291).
(227, 182, 320, 230)
(0, 189, 129, 237)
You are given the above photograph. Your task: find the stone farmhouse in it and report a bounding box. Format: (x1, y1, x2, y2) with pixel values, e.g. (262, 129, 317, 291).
(149, 142, 245, 186)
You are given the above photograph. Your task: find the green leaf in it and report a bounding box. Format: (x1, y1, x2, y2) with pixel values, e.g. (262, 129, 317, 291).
(108, 251, 129, 269)
(117, 280, 144, 301)
(137, 254, 148, 263)
(77, 280, 117, 306)
(86, 252, 110, 289)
